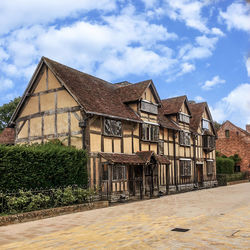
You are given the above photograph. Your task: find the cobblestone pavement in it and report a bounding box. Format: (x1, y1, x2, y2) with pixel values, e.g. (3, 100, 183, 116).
(0, 183, 249, 249)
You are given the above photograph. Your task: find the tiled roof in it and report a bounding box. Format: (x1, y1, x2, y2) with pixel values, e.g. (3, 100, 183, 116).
(158, 106, 180, 130)
(99, 151, 170, 165)
(114, 80, 151, 103)
(189, 102, 206, 132)
(44, 57, 142, 123)
(0, 128, 15, 145)
(161, 96, 187, 115)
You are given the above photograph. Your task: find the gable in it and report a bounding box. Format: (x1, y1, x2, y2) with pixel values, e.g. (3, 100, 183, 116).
(142, 84, 157, 104)
(180, 100, 191, 116)
(19, 66, 78, 119)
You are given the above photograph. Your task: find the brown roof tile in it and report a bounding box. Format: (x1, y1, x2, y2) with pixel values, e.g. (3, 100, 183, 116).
(158, 106, 180, 130)
(161, 96, 187, 115)
(44, 57, 142, 123)
(0, 128, 15, 145)
(189, 102, 206, 132)
(99, 151, 170, 165)
(114, 80, 151, 103)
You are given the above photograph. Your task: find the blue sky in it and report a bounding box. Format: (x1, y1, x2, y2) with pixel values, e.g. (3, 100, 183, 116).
(0, 0, 249, 128)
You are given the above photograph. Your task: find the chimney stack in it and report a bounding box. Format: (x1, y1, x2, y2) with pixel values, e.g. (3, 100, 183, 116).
(246, 124, 250, 133)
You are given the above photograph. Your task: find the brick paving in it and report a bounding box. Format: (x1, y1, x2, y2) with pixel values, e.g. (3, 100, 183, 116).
(0, 183, 249, 249)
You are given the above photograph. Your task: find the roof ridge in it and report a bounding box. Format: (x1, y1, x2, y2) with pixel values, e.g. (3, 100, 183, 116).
(43, 56, 113, 87)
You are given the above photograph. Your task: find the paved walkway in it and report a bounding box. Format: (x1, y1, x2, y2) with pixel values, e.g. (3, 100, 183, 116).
(0, 183, 250, 249)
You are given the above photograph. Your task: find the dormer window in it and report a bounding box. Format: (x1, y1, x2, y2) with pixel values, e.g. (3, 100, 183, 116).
(202, 119, 210, 130)
(178, 112, 190, 124)
(140, 100, 158, 115)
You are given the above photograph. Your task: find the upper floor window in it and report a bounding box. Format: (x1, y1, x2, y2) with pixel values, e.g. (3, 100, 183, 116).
(178, 112, 190, 124)
(180, 159, 191, 177)
(202, 119, 210, 130)
(141, 100, 158, 115)
(104, 118, 122, 137)
(203, 135, 215, 150)
(141, 123, 159, 142)
(179, 131, 191, 146)
(225, 130, 230, 138)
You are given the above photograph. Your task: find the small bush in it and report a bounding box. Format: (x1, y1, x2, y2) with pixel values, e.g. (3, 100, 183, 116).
(1, 186, 96, 215)
(216, 157, 234, 174)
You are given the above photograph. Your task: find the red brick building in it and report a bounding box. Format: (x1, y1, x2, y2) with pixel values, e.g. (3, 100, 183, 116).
(0, 128, 15, 145)
(216, 121, 250, 173)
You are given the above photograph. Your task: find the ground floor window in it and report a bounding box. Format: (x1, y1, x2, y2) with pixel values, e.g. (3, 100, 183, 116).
(180, 159, 191, 177)
(206, 160, 214, 175)
(112, 165, 126, 180)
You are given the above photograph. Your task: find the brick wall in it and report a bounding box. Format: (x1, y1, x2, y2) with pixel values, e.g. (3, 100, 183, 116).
(216, 122, 250, 173)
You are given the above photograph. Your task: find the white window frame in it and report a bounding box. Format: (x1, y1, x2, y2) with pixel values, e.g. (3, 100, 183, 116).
(141, 122, 159, 142)
(202, 118, 210, 130)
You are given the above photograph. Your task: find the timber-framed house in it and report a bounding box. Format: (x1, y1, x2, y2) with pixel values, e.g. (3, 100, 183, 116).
(8, 57, 217, 201)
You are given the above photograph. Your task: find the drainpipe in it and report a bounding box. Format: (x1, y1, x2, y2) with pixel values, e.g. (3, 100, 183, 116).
(173, 130, 178, 191)
(193, 134, 197, 186)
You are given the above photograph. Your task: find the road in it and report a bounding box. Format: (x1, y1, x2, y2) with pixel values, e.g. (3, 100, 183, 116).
(0, 183, 249, 249)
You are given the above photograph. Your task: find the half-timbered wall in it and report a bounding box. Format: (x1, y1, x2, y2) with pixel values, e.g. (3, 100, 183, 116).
(15, 65, 82, 147)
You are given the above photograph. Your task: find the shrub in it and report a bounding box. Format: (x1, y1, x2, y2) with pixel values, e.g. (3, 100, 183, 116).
(216, 157, 234, 174)
(0, 142, 87, 191)
(1, 186, 96, 215)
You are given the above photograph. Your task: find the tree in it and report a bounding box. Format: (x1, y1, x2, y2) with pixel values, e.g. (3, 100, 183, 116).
(0, 97, 21, 133)
(213, 121, 221, 132)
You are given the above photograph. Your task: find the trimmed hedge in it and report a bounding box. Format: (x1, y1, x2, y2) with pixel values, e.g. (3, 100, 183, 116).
(216, 157, 234, 174)
(0, 141, 87, 191)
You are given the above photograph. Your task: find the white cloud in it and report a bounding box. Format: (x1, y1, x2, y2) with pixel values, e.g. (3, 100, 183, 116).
(1, 9, 177, 80)
(164, 0, 210, 33)
(211, 83, 250, 125)
(219, 2, 250, 32)
(0, 0, 116, 35)
(202, 75, 225, 90)
(246, 57, 250, 77)
(195, 96, 204, 102)
(211, 27, 225, 36)
(0, 78, 14, 91)
(181, 35, 218, 61)
(177, 62, 195, 76)
(97, 46, 177, 80)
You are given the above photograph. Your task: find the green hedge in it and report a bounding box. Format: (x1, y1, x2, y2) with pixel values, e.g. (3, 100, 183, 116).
(0, 141, 87, 191)
(216, 157, 234, 174)
(0, 186, 96, 215)
(226, 172, 245, 182)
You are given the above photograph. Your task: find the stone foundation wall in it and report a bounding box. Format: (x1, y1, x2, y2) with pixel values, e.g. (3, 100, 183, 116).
(0, 201, 109, 227)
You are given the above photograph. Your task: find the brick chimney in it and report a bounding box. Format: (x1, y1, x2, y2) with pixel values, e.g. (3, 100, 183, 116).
(246, 124, 250, 133)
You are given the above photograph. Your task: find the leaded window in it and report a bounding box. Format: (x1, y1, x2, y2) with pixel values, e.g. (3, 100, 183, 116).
(202, 119, 210, 130)
(178, 113, 190, 124)
(203, 135, 215, 149)
(141, 123, 159, 141)
(179, 131, 191, 146)
(206, 161, 213, 175)
(180, 160, 191, 177)
(158, 140, 164, 155)
(104, 118, 122, 137)
(112, 165, 126, 180)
